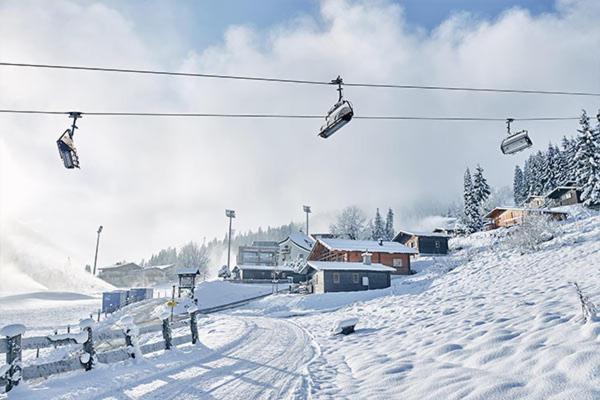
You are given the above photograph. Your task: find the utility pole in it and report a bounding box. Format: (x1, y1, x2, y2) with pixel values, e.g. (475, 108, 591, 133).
(92, 225, 103, 275)
(225, 209, 236, 271)
(303, 205, 311, 235)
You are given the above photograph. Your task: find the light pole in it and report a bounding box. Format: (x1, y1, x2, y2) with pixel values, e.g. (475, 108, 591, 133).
(92, 225, 103, 276)
(225, 209, 236, 271)
(303, 205, 311, 235)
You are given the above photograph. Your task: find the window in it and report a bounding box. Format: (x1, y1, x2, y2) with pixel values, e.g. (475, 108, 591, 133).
(393, 258, 403, 267)
(561, 192, 572, 200)
(435, 241, 441, 249)
(333, 272, 340, 284)
(352, 273, 359, 284)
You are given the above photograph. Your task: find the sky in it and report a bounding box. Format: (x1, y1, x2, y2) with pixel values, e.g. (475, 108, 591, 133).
(0, 0, 599, 276)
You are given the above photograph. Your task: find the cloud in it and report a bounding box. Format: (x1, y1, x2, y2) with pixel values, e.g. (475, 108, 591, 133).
(0, 0, 598, 278)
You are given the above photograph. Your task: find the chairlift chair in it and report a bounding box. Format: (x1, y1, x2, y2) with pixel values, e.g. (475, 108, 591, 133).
(57, 129, 79, 169)
(318, 76, 354, 138)
(501, 118, 533, 155)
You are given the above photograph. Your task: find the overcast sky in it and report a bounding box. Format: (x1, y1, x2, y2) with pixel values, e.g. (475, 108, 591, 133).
(1, 0, 599, 270)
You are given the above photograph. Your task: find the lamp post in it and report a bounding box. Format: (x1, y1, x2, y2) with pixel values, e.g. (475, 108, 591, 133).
(92, 225, 103, 276)
(225, 209, 236, 271)
(303, 205, 311, 235)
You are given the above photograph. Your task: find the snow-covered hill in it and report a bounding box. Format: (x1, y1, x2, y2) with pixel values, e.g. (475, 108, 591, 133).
(282, 207, 600, 399)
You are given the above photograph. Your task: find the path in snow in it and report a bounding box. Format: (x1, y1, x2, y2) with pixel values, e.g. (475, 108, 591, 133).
(17, 315, 317, 400)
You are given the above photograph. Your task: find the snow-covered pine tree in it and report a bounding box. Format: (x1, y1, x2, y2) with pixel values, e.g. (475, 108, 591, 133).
(522, 157, 531, 200)
(513, 165, 525, 205)
(473, 164, 491, 206)
(463, 168, 482, 233)
(560, 136, 577, 184)
(384, 208, 395, 241)
(527, 152, 545, 195)
(574, 110, 600, 206)
(542, 143, 560, 194)
(371, 208, 385, 240)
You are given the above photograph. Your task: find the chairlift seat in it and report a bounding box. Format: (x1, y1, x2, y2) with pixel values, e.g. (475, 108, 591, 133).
(501, 130, 533, 155)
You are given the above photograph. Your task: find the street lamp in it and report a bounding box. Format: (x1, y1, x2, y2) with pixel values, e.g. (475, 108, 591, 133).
(225, 209, 236, 271)
(303, 205, 311, 235)
(92, 225, 103, 276)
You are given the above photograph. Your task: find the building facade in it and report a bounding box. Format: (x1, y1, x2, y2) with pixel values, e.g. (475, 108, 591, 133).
(484, 207, 568, 230)
(393, 231, 450, 255)
(306, 260, 394, 293)
(237, 241, 279, 266)
(307, 238, 417, 275)
(278, 232, 315, 265)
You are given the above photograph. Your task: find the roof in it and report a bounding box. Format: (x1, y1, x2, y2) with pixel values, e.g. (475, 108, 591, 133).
(545, 185, 581, 199)
(143, 263, 175, 270)
(235, 264, 296, 272)
(393, 230, 450, 241)
(177, 268, 200, 275)
(307, 261, 395, 272)
(483, 207, 569, 219)
(317, 238, 417, 254)
(98, 262, 141, 271)
(280, 232, 316, 251)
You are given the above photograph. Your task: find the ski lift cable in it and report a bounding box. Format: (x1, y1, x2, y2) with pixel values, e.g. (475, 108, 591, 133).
(0, 108, 583, 121)
(1, 62, 599, 97)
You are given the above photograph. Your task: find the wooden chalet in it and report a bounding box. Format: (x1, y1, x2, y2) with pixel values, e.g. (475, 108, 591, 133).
(393, 230, 450, 255)
(484, 207, 568, 230)
(307, 238, 417, 275)
(545, 184, 583, 207)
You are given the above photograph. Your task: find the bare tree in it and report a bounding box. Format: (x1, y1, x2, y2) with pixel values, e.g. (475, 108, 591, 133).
(330, 206, 368, 240)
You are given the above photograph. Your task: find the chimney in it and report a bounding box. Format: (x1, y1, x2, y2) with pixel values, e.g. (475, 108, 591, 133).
(362, 250, 372, 265)
(378, 238, 383, 246)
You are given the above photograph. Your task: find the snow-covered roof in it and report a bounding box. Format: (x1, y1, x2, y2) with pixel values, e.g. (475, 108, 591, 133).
(177, 268, 200, 275)
(143, 263, 175, 270)
(318, 238, 417, 254)
(98, 262, 141, 271)
(280, 232, 316, 251)
(394, 230, 450, 239)
(307, 261, 395, 272)
(235, 264, 296, 272)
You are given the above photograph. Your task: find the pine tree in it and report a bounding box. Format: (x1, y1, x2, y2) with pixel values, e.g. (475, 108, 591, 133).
(384, 208, 395, 241)
(463, 168, 482, 233)
(542, 143, 560, 194)
(513, 165, 525, 205)
(371, 208, 385, 240)
(522, 157, 531, 200)
(473, 164, 491, 206)
(574, 110, 600, 206)
(560, 136, 577, 184)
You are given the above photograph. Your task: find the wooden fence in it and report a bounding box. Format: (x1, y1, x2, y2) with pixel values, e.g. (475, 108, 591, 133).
(0, 291, 275, 394)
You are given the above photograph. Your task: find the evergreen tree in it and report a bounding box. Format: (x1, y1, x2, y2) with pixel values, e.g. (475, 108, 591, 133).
(542, 143, 560, 193)
(384, 208, 395, 241)
(513, 165, 525, 205)
(371, 208, 385, 240)
(522, 158, 531, 200)
(462, 168, 482, 233)
(473, 164, 491, 206)
(560, 136, 577, 184)
(574, 110, 600, 206)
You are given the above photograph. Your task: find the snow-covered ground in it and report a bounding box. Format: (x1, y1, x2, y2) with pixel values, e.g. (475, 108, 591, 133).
(6, 207, 600, 399)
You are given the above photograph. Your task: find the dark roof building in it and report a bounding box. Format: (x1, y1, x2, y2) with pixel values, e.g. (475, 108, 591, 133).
(306, 256, 394, 293)
(392, 230, 450, 255)
(545, 185, 583, 207)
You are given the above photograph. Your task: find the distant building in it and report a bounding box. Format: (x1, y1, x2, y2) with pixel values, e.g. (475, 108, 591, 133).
(98, 262, 142, 287)
(307, 238, 417, 275)
(483, 207, 568, 230)
(237, 241, 279, 266)
(305, 252, 394, 293)
(432, 217, 459, 237)
(523, 195, 546, 209)
(545, 184, 583, 207)
(392, 230, 450, 255)
(232, 264, 305, 283)
(278, 232, 315, 264)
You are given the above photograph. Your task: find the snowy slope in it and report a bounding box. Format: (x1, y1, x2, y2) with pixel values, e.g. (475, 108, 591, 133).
(289, 208, 600, 400)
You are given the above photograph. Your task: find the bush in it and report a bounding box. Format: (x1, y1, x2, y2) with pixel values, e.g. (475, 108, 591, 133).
(504, 214, 557, 253)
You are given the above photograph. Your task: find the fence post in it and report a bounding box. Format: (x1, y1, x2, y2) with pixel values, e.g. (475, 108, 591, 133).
(79, 319, 95, 371)
(1, 324, 26, 393)
(119, 316, 141, 359)
(160, 312, 172, 350)
(188, 306, 199, 344)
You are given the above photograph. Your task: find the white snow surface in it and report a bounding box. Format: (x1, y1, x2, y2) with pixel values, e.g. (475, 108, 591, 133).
(319, 237, 417, 254)
(9, 208, 600, 399)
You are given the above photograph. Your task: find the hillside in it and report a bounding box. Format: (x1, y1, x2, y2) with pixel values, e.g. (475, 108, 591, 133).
(279, 206, 600, 399)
